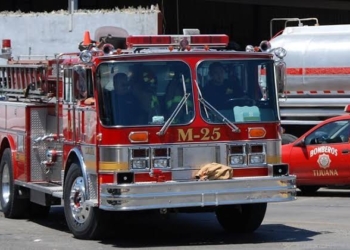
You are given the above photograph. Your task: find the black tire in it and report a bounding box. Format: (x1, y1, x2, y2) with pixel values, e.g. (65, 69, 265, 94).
(64, 162, 105, 240)
(216, 203, 267, 233)
(0, 148, 28, 218)
(299, 186, 320, 195)
(282, 133, 298, 145)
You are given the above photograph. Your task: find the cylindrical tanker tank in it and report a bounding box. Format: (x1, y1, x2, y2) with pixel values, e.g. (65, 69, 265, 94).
(270, 24, 350, 96)
(268, 23, 350, 140)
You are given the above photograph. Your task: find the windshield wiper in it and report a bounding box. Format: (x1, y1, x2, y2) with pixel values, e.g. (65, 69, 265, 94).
(195, 80, 241, 133)
(157, 74, 190, 136)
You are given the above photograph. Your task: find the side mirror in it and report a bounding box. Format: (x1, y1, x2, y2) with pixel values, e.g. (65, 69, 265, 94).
(294, 138, 305, 147)
(63, 68, 74, 103)
(73, 66, 87, 100)
(275, 61, 286, 97)
(73, 67, 94, 102)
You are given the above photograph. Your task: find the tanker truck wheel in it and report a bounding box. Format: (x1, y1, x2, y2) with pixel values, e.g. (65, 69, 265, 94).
(282, 133, 298, 145)
(215, 203, 267, 233)
(64, 162, 105, 240)
(0, 148, 28, 218)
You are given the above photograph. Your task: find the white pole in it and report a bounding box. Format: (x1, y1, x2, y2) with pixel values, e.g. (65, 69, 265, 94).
(68, 0, 77, 32)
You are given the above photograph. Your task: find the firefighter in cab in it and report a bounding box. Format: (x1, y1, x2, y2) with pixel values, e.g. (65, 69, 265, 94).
(128, 66, 160, 122)
(164, 62, 193, 123)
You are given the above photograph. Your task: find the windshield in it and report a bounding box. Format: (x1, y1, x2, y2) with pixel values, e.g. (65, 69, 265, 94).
(97, 61, 194, 126)
(197, 59, 279, 123)
(305, 120, 350, 145)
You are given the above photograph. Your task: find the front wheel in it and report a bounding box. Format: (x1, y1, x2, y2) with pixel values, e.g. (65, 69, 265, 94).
(215, 203, 267, 233)
(64, 162, 105, 240)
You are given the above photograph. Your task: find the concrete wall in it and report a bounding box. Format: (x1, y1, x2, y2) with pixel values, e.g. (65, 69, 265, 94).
(0, 8, 160, 63)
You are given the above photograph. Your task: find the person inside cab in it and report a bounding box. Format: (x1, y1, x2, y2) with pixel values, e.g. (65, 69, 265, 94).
(112, 72, 144, 125)
(202, 62, 245, 109)
(164, 63, 193, 123)
(75, 68, 95, 105)
(128, 67, 160, 123)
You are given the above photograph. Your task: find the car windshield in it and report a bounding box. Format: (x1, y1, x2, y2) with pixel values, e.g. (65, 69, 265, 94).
(96, 61, 194, 126)
(196, 59, 279, 123)
(305, 120, 350, 145)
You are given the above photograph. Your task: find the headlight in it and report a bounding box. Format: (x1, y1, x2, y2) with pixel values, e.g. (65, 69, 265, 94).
(132, 160, 148, 169)
(230, 155, 245, 165)
(153, 159, 169, 168)
(249, 154, 266, 164)
(79, 50, 93, 63)
(274, 47, 287, 59)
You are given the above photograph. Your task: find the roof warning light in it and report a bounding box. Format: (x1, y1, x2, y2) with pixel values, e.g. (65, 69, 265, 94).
(126, 34, 229, 49)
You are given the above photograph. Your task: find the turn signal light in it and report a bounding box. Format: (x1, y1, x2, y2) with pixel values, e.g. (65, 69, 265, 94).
(248, 127, 266, 138)
(129, 131, 149, 143)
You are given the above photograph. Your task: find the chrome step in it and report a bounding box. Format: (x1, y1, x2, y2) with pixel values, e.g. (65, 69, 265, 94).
(15, 180, 62, 195)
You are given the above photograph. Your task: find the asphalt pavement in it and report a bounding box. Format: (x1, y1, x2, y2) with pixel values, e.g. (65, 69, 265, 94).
(0, 188, 349, 250)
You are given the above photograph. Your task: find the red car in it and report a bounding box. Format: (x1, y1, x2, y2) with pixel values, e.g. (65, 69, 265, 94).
(282, 111, 350, 194)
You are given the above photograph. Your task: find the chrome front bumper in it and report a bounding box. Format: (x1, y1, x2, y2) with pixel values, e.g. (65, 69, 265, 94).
(99, 175, 296, 211)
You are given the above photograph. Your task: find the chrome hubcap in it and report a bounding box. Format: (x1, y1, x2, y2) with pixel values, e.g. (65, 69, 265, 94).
(69, 177, 91, 224)
(1, 163, 10, 206)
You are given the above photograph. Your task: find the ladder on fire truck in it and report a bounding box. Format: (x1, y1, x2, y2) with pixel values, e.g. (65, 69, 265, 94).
(0, 39, 55, 101)
(0, 58, 56, 101)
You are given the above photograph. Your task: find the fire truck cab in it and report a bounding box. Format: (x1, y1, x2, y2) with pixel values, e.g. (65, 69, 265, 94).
(0, 27, 296, 240)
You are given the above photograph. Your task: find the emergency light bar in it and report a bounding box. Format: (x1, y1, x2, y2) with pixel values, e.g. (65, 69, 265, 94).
(2, 39, 11, 49)
(126, 34, 229, 48)
(1, 39, 12, 59)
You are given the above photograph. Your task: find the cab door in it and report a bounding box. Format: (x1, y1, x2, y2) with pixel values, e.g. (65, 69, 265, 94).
(75, 68, 96, 145)
(62, 66, 96, 143)
(288, 119, 350, 185)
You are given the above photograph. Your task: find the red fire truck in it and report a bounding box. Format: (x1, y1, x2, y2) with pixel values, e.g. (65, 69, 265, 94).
(0, 27, 296, 240)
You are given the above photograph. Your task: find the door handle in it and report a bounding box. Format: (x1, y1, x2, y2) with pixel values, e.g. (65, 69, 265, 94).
(342, 149, 350, 154)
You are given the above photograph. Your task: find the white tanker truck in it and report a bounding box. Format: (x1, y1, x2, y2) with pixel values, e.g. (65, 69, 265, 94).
(267, 18, 350, 143)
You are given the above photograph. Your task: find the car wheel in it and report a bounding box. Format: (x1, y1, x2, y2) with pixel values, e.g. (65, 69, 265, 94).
(0, 148, 29, 218)
(64, 162, 107, 240)
(215, 203, 267, 233)
(282, 133, 298, 145)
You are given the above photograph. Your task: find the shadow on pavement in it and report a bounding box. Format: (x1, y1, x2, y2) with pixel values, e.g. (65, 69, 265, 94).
(2, 206, 321, 247)
(98, 212, 319, 248)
